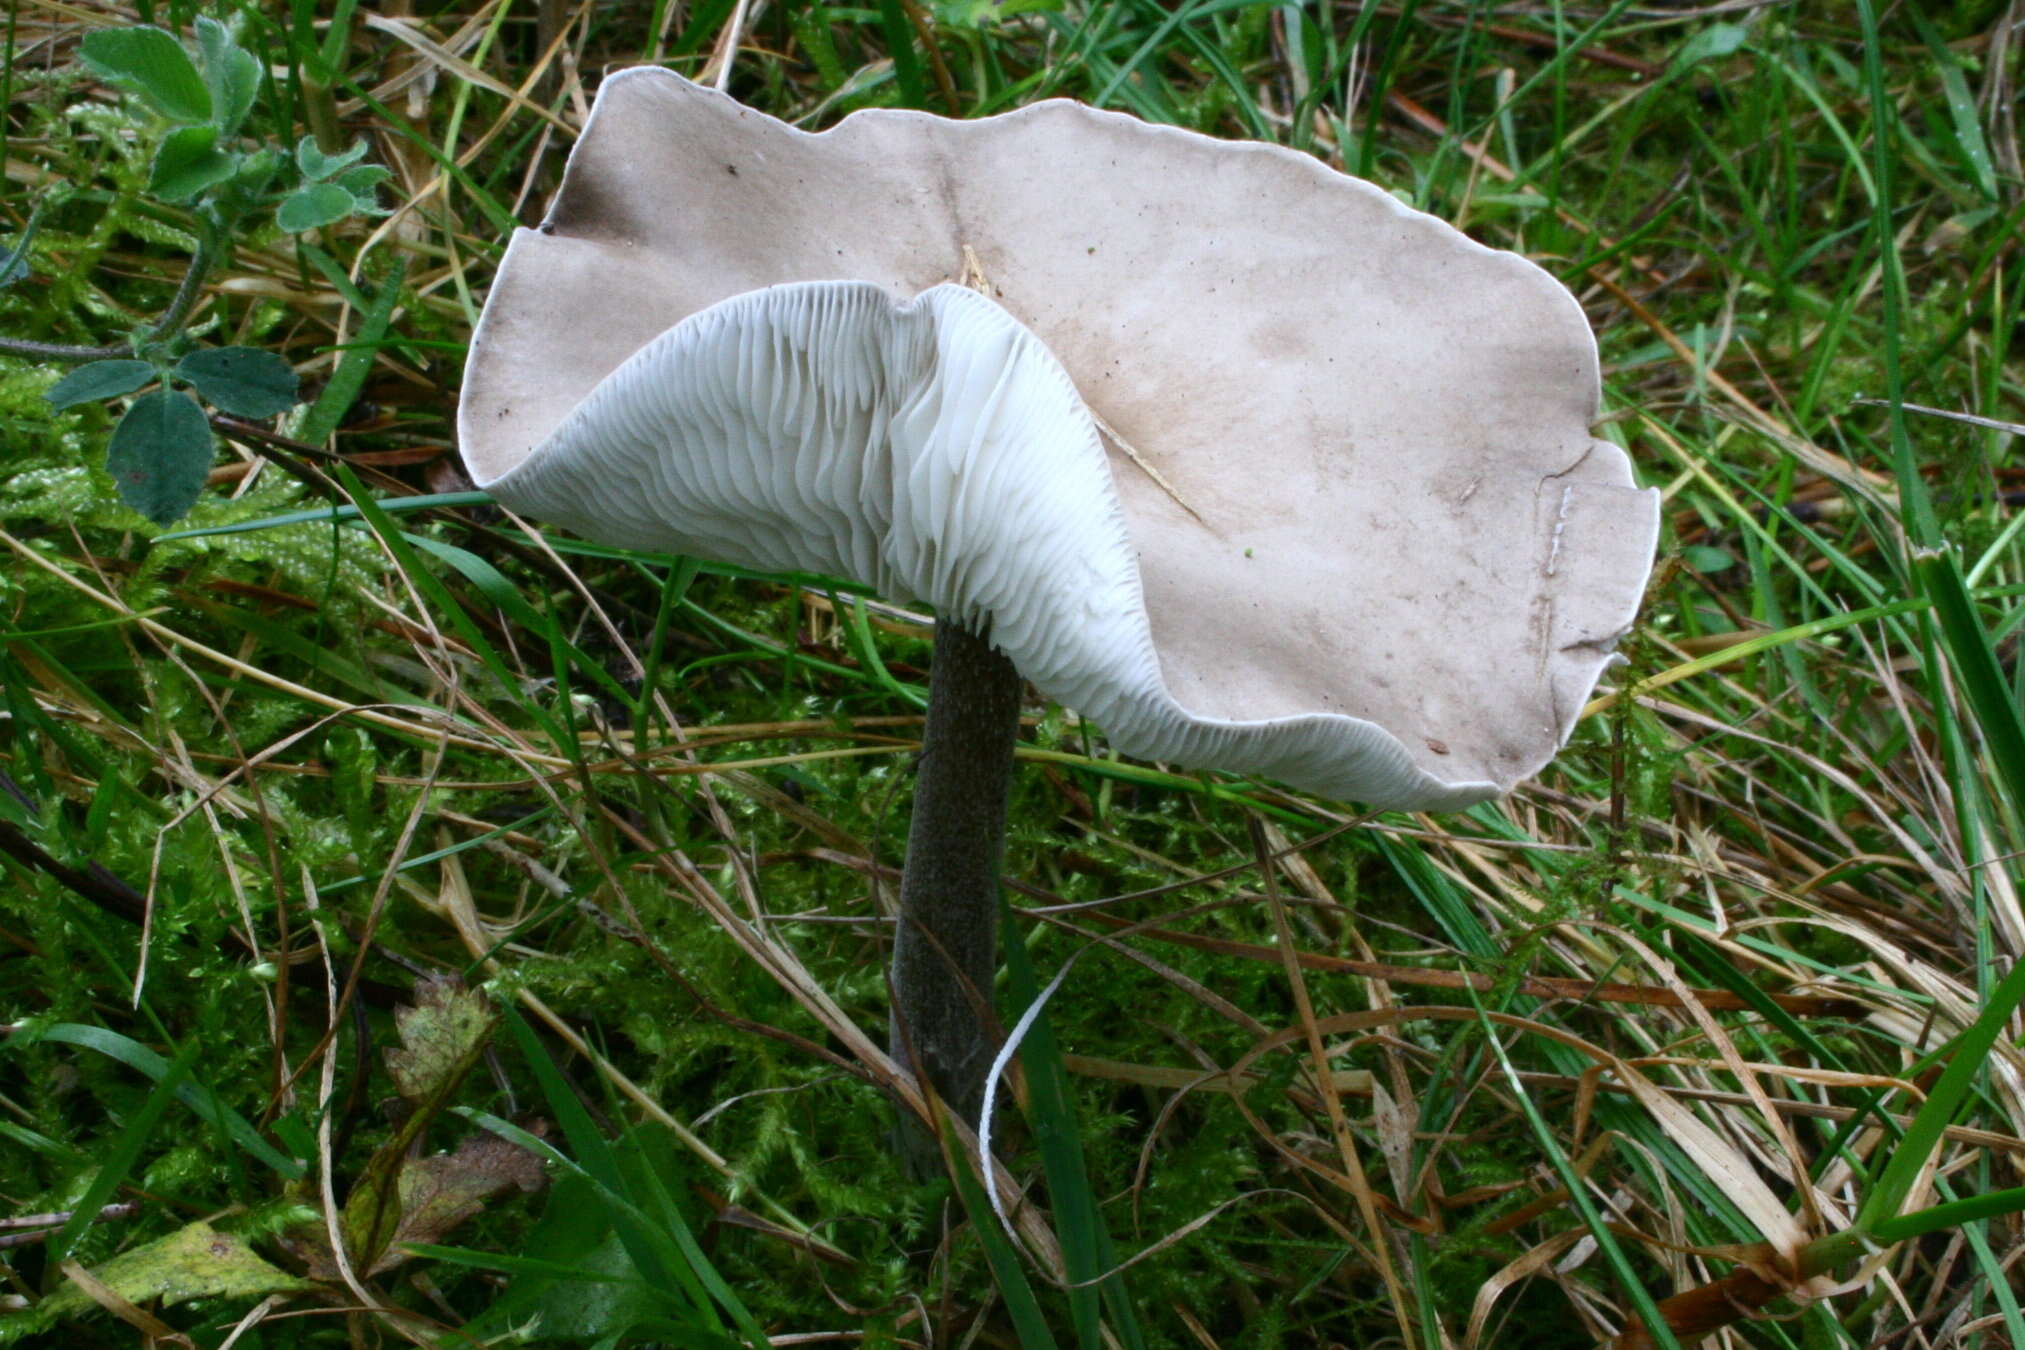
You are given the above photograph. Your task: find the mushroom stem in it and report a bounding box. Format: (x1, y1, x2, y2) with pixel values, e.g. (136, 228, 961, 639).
(889, 616, 1023, 1163)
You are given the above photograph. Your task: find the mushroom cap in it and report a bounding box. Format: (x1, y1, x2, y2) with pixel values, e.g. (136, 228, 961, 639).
(459, 68, 1659, 810)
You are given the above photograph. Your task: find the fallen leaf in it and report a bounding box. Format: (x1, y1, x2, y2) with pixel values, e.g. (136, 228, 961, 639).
(293, 1127, 549, 1279)
(381, 1131, 549, 1272)
(35, 1221, 311, 1324)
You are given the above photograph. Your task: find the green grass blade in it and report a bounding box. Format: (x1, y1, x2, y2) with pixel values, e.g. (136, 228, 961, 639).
(1873, 1187, 2025, 1243)
(1853, 0, 1939, 547)
(626, 1135, 774, 1350)
(335, 466, 567, 741)
(498, 1007, 624, 1194)
(1002, 910, 1144, 1350)
(474, 1079, 722, 1332)
(877, 0, 926, 106)
(11, 1023, 303, 1178)
(297, 255, 409, 448)
(836, 593, 926, 710)
(948, 1123, 1064, 1350)
(1918, 550, 2025, 811)
(1855, 950, 2025, 1232)
(190, 594, 426, 706)
(490, 1019, 768, 1345)
(52, 1040, 197, 1259)
(1474, 996, 1683, 1350)
(153, 491, 494, 541)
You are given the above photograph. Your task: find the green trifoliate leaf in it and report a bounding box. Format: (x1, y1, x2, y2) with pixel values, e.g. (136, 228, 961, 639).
(195, 17, 260, 135)
(78, 26, 211, 125)
(148, 124, 237, 203)
(105, 389, 214, 525)
(334, 162, 393, 205)
(295, 134, 370, 183)
(1672, 22, 1748, 69)
(175, 346, 299, 418)
(45, 359, 156, 409)
(276, 182, 355, 233)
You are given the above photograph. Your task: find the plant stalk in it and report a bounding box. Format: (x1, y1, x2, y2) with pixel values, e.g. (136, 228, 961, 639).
(0, 228, 216, 364)
(145, 228, 217, 345)
(0, 333, 125, 362)
(889, 616, 1022, 1165)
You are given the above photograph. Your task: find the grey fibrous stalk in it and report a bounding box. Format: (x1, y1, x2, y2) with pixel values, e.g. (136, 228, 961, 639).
(887, 618, 1024, 1166)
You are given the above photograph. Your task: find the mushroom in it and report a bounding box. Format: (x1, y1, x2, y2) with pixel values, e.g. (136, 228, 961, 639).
(457, 69, 1659, 1144)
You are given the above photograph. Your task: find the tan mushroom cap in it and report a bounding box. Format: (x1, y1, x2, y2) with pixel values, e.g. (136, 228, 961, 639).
(460, 68, 1659, 810)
